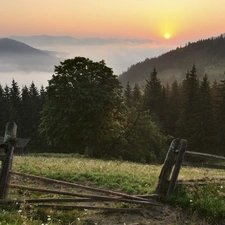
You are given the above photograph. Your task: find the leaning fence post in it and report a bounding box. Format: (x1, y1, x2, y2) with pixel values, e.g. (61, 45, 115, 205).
(0, 122, 17, 199)
(167, 139, 187, 196)
(155, 138, 181, 196)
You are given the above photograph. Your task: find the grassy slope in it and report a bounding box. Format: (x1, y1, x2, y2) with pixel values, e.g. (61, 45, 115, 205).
(0, 153, 224, 224)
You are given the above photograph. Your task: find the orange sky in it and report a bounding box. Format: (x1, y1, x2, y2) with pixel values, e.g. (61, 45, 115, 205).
(1, 0, 225, 44)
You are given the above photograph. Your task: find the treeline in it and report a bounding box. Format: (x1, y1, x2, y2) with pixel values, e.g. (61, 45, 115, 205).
(0, 61, 224, 162)
(125, 64, 225, 156)
(119, 34, 225, 86)
(0, 58, 167, 163)
(0, 80, 46, 150)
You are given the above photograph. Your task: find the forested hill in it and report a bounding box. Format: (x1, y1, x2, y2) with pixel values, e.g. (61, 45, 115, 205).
(118, 34, 225, 86)
(0, 38, 61, 72)
(0, 38, 49, 55)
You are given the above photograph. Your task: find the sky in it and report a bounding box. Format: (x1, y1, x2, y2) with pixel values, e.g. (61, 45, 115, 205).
(1, 0, 224, 43)
(1, 0, 225, 87)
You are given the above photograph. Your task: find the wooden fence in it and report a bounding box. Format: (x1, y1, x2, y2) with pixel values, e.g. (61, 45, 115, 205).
(155, 138, 188, 197)
(0, 122, 17, 199)
(155, 138, 225, 197)
(0, 122, 161, 211)
(0, 122, 224, 211)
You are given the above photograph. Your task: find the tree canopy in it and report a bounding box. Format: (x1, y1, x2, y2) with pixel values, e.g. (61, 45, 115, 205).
(39, 57, 124, 156)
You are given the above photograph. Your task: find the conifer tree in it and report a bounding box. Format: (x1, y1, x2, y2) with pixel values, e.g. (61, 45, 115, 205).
(0, 85, 5, 135)
(211, 80, 220, 118)
(132, 83, 143, 109)
(193, 75, 214, 153)
(143, 67, 163, 121)
(176, 65, 200, 151)
(28, 82, 42, 144)
(124, 82, 133, 108)
(213, 79, 225, 154)
(39, 85, 46, 108)
(9, 79, 22, 132)
(165, 80, 181, 136)
(21, 85, 32, 137)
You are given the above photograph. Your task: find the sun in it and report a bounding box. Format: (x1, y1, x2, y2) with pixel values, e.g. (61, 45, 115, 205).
(164, 33, 171, 39)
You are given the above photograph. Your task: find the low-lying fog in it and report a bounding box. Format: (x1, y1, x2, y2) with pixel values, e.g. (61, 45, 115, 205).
(0, 42, 176, 89)
(0, 72, 53, 89)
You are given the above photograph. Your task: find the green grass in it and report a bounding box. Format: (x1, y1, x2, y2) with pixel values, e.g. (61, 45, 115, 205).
(0, 153, 224, 224)
(168, 180, 225, 221)
(12, 154, 160, 194)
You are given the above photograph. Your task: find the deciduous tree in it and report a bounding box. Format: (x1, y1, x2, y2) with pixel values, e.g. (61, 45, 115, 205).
(39, 57, 124, 157)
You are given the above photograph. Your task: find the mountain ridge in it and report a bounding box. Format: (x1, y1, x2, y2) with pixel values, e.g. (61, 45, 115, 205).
(0, 38, 49, 55)
(9, 35, 158, 47)
(118, 34, 225, 86)
(0, 38, 61, 72)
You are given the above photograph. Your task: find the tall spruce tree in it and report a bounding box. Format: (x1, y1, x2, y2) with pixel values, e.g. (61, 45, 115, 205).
(0, 85, 5, 135)
(9, 79, 21, 133)
(21, 85, 32, 137)
(39, 85, 46, 108)
(29, 82, 40, 124)
(3, 85, 11, 120)
(132, 83, 142, 109)
(124, 82, 133, 108)
(192, 75, 214, 153)
(143, 67, 163, 121)
(165, 80, 181, 136)
(176, 65, 200, 151)
(160, 86, 168, 129)
(214, 79, 225, 154)
(28, 82, 42, 147)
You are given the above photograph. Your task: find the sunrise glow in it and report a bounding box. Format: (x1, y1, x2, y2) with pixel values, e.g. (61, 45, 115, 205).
(0, 0, 225, 44)
(164, 33, 171, 39)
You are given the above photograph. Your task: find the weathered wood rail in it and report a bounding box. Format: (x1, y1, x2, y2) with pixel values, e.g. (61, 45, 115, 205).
(183, 151, 225, 170)
(0, 122, 162, 211)
(0, 122, 224, 211)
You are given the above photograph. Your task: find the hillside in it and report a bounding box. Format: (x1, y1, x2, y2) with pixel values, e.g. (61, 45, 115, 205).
(0, 38, 61, 72)
(118, 34, 225, 86)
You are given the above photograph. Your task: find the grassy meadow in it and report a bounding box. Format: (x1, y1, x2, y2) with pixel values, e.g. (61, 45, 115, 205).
(0, 153, 224, 224)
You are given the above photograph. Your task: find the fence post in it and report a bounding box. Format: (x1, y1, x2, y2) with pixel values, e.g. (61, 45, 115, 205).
(0, 122, 17, 199)
(167, 139, 187, 196)
(155, 139, 181, 196)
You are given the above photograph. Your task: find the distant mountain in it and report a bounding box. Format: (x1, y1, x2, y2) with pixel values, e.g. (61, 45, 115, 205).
(119, 34, 225, 86)
(9, 35, 158, 47)
(0, 38, 61, 72)
(9, 35, 77, 47)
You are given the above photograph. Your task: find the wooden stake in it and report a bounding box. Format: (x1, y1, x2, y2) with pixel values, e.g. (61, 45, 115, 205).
(167, 139, 187, 196)
(0, 122, 17, 199)
(155, 139, 181, 196)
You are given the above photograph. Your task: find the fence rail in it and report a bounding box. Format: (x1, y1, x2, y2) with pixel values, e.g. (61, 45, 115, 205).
(0, 122, 224, 210)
